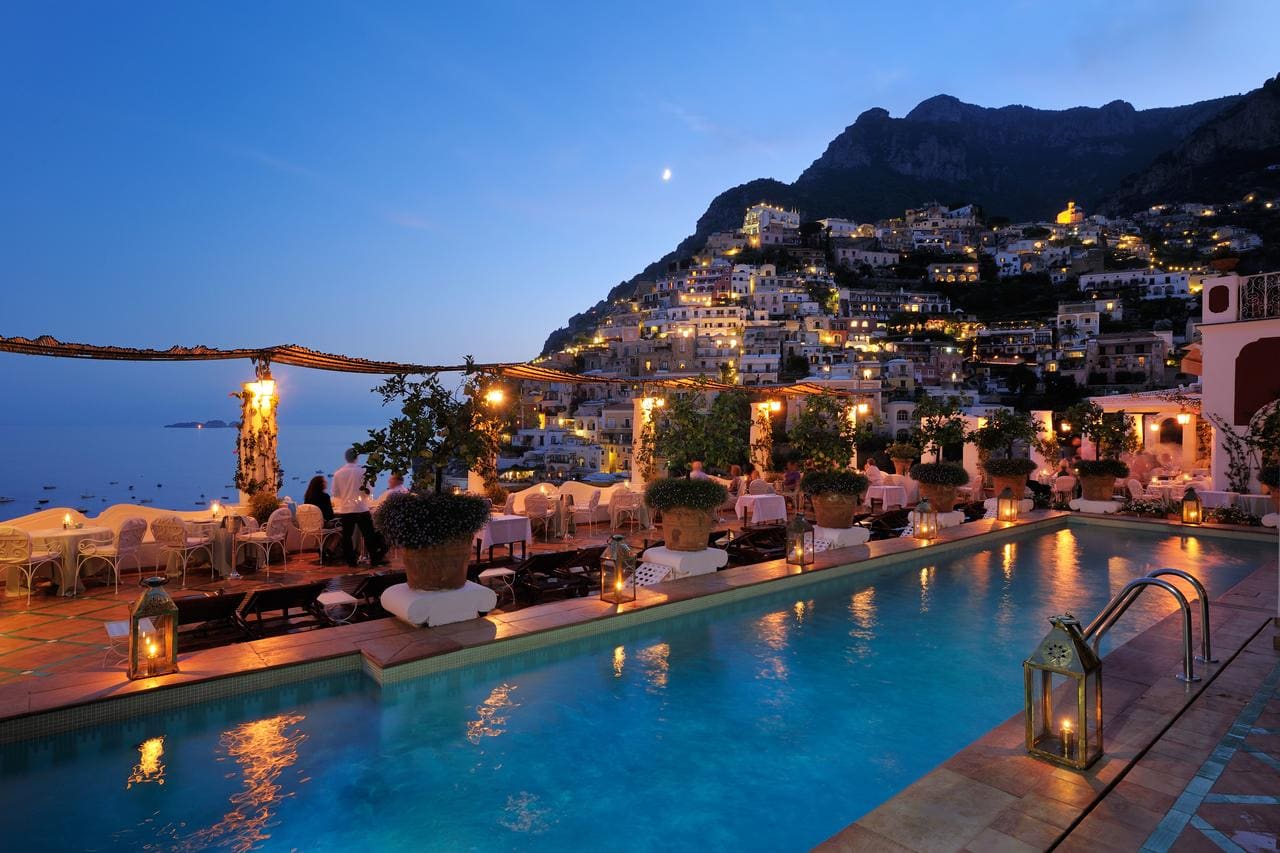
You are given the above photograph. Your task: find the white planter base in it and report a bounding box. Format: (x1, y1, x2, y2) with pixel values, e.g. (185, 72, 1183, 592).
(938, 511, 966, 529)
(381, 581, 498, 627)
(814, 526, 871, 548)
(1069, 498, 1123, 514)
(639, 546, 728, 579)
(1263, 512, 1279, 529)
(983, 498, 1034, 514)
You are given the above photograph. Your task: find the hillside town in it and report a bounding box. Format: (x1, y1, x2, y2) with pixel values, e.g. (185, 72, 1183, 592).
(501, 193, 1280, 481)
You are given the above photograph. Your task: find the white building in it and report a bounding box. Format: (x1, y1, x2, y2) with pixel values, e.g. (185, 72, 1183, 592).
(743, 203, 800, 235)
(1078, 269, 1190, 300)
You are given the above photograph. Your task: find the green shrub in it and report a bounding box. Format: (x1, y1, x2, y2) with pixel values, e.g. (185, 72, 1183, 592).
(886, 442, 920, 461)
(983, 457, 1038, 477)
(644, 478, 728, 512)
(1074, 459, 1130, 479)
(373, 492, 490, 548)
(1259, 468, 1280, 489)
(800, 470, 869, 497)
(248, 491, 282, 525)
(1206, 505, 1261, 526)
(909, 461, 970, 486)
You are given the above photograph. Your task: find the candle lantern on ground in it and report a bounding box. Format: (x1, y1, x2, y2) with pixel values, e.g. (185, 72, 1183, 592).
(600, 534, 637, 604)
(1181, 488, 1203, 525)
(1024, 613, 1102, 770)
(997, 488, 1019, 523)
(128, 577, 179, 680)
(912, 500, 938, 542)
(786, 512, 815, 567)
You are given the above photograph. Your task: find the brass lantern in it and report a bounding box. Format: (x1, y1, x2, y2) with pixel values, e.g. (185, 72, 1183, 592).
(997, 487, 1020, 523)
(128, 577, 179, 680)
(1024, 613, 1102, 770)
(1181, 487, 1202, 525)
(601, 534, 637, 604)
(912, 500, 938, 541)
(786, 513, 815, 567)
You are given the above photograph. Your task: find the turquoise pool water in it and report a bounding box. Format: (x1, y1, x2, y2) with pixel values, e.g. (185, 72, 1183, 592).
(0, 525, 1270, 852)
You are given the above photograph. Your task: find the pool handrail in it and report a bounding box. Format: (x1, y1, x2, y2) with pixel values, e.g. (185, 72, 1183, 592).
(1082, 577, 1199, 682)
(1145, 567, 1215, 664)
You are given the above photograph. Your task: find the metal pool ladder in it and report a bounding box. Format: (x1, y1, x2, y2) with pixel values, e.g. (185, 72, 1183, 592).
(1082, 568, 1215, 683)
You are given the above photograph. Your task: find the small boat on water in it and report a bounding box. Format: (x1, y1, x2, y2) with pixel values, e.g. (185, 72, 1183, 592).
(156, 483, 163, 488)
(42, 485, 56, 490)
(0, 496, 13, 504)
(76, 507, 88, 513)
(37, 499, 49, 505)
(128, 486, 135, 491)
(108, 481, 118, 485)
(140, 498, 153, 504)
(80, 493, 94, 499)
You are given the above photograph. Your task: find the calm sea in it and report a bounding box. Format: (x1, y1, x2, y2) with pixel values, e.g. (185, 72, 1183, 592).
(0, 423, 382, 522)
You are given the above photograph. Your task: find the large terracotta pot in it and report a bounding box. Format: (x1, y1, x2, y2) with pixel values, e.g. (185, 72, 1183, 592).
(917, 482, 958, 512)
(1265, 485, 1280, 512)
(663, 507, 713, 552)
(991, 474, 1028, 499)
(892, 459, 913, 476)
(1079, 475, 1116, 502)
(813, 492, 858, 528)
(402, 535, 473, 590)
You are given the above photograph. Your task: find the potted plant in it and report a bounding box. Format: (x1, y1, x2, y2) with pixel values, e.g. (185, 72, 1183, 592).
(908, 461, 970, 512)
(375, 492, 489, 589)
(247, 491, 282, 525)
(886, 443, 919, 476)
(788, 396, 858, 470)
(644, 478, 729, 552)
(800, 470, 870, 528)
(1069, 401, 1137, 501)
(357, 368, 502, 591)
(970, 409, 1038, 496)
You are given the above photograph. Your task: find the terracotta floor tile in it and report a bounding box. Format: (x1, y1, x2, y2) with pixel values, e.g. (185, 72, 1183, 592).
(859, 768, 1017, 853)
(962, 827, 1039, 853)
(988, 806, 1064, 849)
(7, 616, 102, 641)
(816, 823, 915, 852)
(0, 636, 41, 656)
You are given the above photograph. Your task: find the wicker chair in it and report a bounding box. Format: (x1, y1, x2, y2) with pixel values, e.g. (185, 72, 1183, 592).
(0, 526, 62, 607)
(150, 515, 213, 588)
(77, 517, 147, 594)
(522, 493, 557, 541)
(295, 504, 341, 564)
(234, 507, 292, 577)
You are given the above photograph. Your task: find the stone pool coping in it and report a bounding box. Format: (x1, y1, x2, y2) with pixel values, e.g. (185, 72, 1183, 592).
(0, 511, 1273, 751)
(818, 548, 1279, 852)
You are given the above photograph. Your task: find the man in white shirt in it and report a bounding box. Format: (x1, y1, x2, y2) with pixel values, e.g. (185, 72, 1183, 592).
(689, 461, 710, 480)
(377, 473, 409, 504)
(863, 458, 885, 485)
(332, 448, 387, 567)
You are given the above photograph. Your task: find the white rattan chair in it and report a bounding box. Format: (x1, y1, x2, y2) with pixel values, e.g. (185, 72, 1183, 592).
(747, 479, 774, 495)
(610, 489, 642, 532)
(522, 493, 557, 542)
(77, 517, 146, 594)
(571, 489, 601, 532)
(1052, 476, 1077, 504)
(1125, 478, 1145, 501)
(234, 507, 291, 576)
(151, 515, 213, 588)
(0, 525, 62, 608)
(295, 504, 341, 564)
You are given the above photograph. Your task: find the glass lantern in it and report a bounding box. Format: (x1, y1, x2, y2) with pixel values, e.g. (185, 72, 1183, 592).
(601, 534, 637, 604)
(786, 513, 815, 567)
(912, 500, 938, 541)
(1181, 488, 1202, 525)
(997, 487, 1020, 523)
(1024, 613, 1103, 770)
(128, 577, 179, 680)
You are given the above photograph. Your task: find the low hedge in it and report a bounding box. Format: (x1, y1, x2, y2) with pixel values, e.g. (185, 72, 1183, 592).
(1074, 459, 1130, 479)
(800, 470, 869, 497)
(644, 478, 728, 512)
(886, 442, 920, 461)
(374, 492, 490, 549)
(909, 461, 970, 486)
(984, 457, 1038, 477)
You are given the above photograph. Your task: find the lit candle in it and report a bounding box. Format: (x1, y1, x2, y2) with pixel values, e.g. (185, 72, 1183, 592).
(63, 512, 71, 529)
(1059, 719, 1074, 758)
(211, 501, 222, 519)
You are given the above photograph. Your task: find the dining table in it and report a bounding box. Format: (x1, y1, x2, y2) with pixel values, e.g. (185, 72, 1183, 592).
(24, 526, 112, 596)
(865, 484, 908, 509)
(475, 513, 533, 561)
(734, 493, 787, 526)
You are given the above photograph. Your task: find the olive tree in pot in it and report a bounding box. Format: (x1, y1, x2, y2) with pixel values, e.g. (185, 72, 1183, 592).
(969, 409, 1038, 496)
(800, 470, 869, 528)
(1068, 401, 1138, 501)
(788, 395, 858, 470)
(886, 442, 920, 476)
(645, 478, 728, 552)
(910, 396, 970, 511)
(357, 367, 500, 590)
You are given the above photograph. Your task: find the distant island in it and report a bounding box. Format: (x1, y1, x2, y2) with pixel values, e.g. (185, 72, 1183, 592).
(164, 419, 238, 429)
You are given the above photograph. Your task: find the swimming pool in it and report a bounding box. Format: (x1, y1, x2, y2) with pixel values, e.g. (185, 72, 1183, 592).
(0, 524, 1270, 851)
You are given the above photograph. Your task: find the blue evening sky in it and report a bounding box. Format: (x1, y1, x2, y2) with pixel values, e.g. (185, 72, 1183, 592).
(2, 0, 1277, 427)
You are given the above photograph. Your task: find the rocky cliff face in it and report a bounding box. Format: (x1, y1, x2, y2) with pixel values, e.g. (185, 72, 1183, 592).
(1101, 75, 1280, 214)
(541, 86, 1259, 354)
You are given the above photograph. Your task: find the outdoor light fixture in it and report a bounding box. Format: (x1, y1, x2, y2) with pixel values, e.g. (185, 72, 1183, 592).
(1149, 420, 1160, 432)
(484, 387, 505, 406)
(1059, 421, 1072, 433)
(786, 512, 815, 567)
(128, 577, 179, 680)
(997, 487, 1020, 523)
(1181, 487, 1202, 525)
(768, 400, 782, 413)
(600, 534, 637, 604)
(1176, 412, 1191, 425)
(246, 378, 276, 413)
(857, 402, 870, 415)
(912, 500, 938, 541)
(1024, 613, 1102, 770)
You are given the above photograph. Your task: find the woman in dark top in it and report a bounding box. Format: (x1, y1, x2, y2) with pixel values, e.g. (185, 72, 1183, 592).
(304, 475, 336, 523)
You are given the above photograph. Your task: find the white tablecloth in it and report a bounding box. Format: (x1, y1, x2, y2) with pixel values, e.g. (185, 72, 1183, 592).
(1198, 490, 1235, 509)
(28, 526, 111, 595)
(476, 514, 533, 551)
(1239, 494, 1273, 516)
(866, 485, 907, 508)
(1147, 479, 1210, 501)
(734, 494, 787, 524)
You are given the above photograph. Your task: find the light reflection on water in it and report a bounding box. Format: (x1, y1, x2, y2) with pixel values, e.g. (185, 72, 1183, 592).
(467, 684, 520, 745)
(126, 736, 165, 789)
